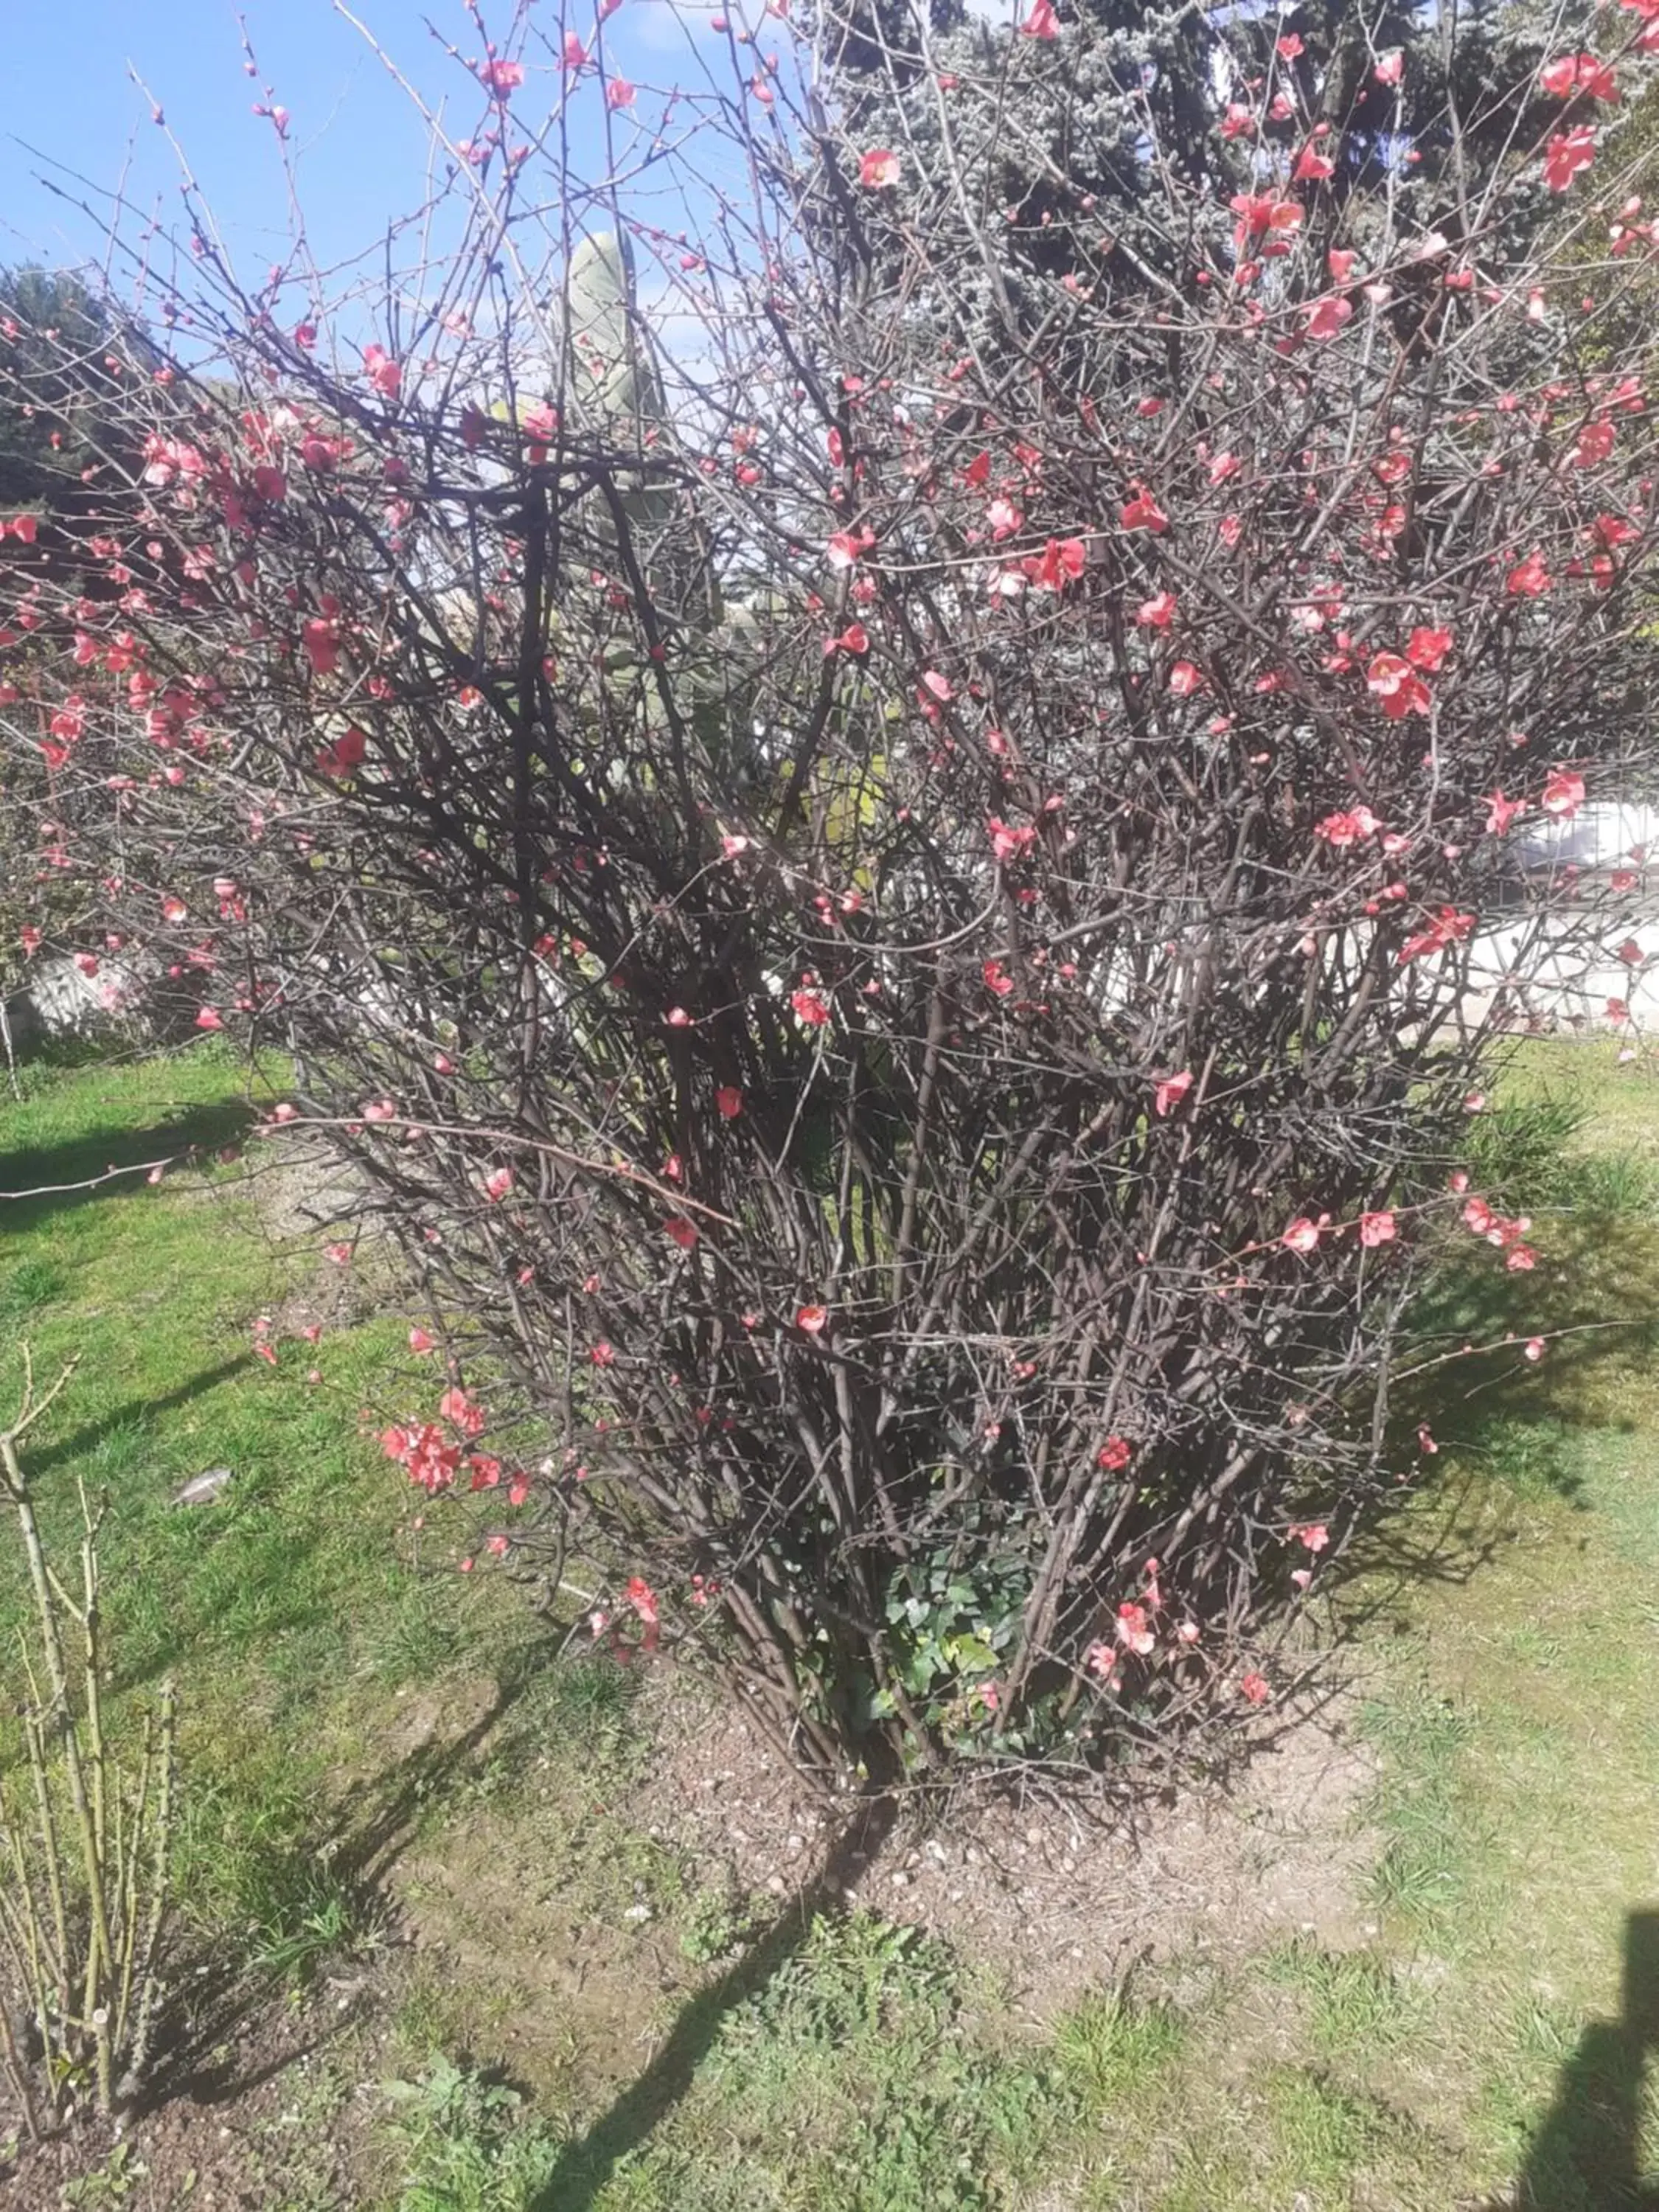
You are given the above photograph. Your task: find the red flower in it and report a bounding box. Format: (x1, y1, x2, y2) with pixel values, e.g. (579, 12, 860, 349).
(790, 986, 832, 1026)
(1366, 653, 1431, 718)
(715, 1085, 744, 1119)
(1540, 52, 1618, 102)
(363, 344, 402, 399)
(983, 959, 1015, 998)
(1096, 1436, 1133, 1472)
(987, 815, 1037, 863)
(1153, 1070, 1192, 1117)
(858, 148, 900, 189)
(1544, 127, 1596, 191)
(1304, 295, 1354, 341)
(1541, 767, 1586, 819)
(796, 1304, 829, 1334)
(1405, 626, 1453, 671)
(1506, 550, 1553, 597)
(1119, 487, 1168, 533)
(316, 727, 366, 779)
(665, 1216, 700, 1251)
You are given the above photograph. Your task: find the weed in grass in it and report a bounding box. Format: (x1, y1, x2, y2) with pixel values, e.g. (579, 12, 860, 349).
(1264, 1940, 1422, 2059)
(1357, 1682, 1483, 1928)
(679, 1885, 765, 1966)
(1053, 1988, 1186, 2107)
(382, 2056, 564, 2212)
(1260, 2067, 1389, 2193)
(0, 1255, 64, 1317)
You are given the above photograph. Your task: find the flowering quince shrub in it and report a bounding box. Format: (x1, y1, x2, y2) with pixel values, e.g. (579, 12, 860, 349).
(4, 0, 1659, 1776)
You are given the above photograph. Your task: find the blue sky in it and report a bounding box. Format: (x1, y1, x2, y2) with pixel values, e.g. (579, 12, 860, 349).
(0, 0, 720, 289)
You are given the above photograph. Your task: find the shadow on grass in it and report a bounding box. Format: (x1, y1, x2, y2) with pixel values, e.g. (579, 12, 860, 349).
(531, 1792, 897, 2212)
(0, 1099, 255, 1231)
(24, 1354, 254, 1481)
(1484, 1907, 1659, 2212)
(1327, 1200, 1659, 1621)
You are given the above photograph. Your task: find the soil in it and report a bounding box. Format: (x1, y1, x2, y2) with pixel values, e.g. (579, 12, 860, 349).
(0, 1970, 385, 2210)
(636, 1669, 1380, 2022)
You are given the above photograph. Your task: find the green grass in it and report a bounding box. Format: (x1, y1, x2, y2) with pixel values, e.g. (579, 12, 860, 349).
(0, 1048, 507, 1967)
(16, 1038, 1659, 2209)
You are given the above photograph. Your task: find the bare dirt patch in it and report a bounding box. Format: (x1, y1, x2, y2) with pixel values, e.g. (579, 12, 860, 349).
(636, 1669, 1380, 2020)
(1, 1974, 383, 2211)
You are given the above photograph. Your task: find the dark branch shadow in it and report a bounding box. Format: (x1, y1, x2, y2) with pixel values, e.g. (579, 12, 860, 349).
(25, 1354, 254, 1478)
(0, 1100, 255, 1231)
(530, 1792, 897, 2211)
(1485, 1907, 1659, 2211)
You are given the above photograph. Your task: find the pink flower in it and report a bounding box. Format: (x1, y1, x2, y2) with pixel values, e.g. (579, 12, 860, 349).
(1169, 661, 1203, 698)
(1288, 1522, 1330, 1551)
(987, 815, 1037, 863)
(1153, 1070, 1192, 1118)
(1406, 626, 1453, 671)
(1540, 52, 1618, 102)
(859, 148, 900, 189)
(1304, 296, 1354, 341)
(796, 1304, 829, 1335)
(1120, 487, 1168, 533)
(1366, 652, 1431, 719)
(1239, 1671, 1270, 1705)
(325, 1242, 353, 1265)
(591, 1341, 617, 1366)
(1136, 590, 1177, 628)
(1544, 126, 1597, 192)
(1485, 790, 1527, 835)
(1509, 546, 1554, 595)
(363, 345, 401, 399)
(1374, 47, 1403, 84)
(316, 728, 366, 779)
(1358, 1209, 1397, 1247)
(791, 986, 832, 1026)
(195, 1006, 224, 1032)
(439, 1385, 486, 1436)
(1506, 1245, 1538, 1272)
(1525, 1337, 1547, 1362)
(408, 1327, 435, 1354)
(715, 1085, 744, 1119)
(665, 1216, 700, 1251)
(479, 57, 525, 97)
(1541, 767, 1586, 819)
(362, 1098, 397, 1122)
(919, 669, 953, 703)
(1281, 1215, 1322, 1253)
(483, 1166, 515, 1201)
(983, 959, 1016, 998)
(1019, 0, 1060, 35)
(605, 77, 636, 109)
(1096, 1436, 1132, 1472)
(1116, 1601, 1155, 1656)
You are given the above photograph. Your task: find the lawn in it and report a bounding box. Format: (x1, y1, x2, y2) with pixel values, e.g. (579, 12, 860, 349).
(4, 1037, 1659, 2208)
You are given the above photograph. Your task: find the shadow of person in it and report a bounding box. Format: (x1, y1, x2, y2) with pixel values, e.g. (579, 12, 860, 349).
(529, 1791, 896, 2212)
(1506, 1908, 1659, 2210)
